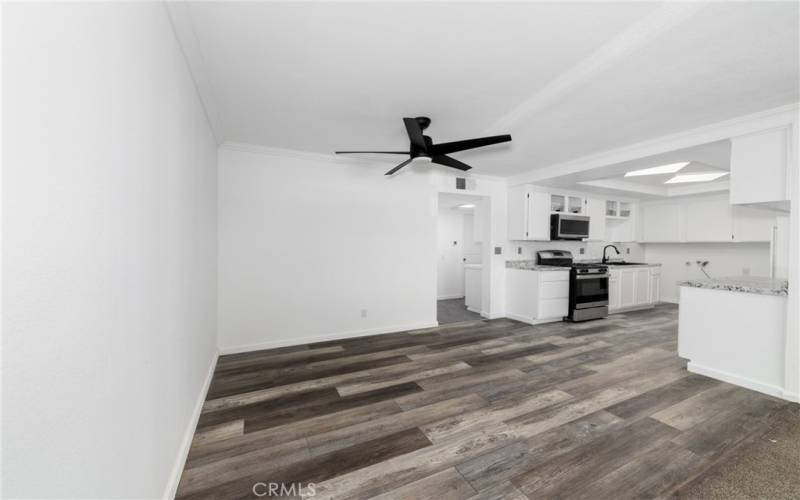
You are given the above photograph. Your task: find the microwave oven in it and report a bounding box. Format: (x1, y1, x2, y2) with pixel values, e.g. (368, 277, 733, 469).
(550, 213, 590, 240)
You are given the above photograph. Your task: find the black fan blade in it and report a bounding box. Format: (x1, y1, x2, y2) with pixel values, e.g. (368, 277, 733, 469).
(403, 118, 428, 152)
(432, 155, 472, 171)
(385, 158, 414, 176)
(430, 134, 512, 155)
(335, 151, 408, 154)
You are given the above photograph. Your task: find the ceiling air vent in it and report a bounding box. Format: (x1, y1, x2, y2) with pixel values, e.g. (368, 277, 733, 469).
(455, 177, 476, 191)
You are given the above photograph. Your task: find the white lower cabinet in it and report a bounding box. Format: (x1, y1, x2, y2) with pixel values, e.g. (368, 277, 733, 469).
(608, 266, 660, 313)
(506, 269, 569, 324)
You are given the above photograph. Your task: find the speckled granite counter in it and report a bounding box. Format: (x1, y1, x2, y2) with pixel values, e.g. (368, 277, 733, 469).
(603, 263, 661, 269)
(505, 260, 570, 271)
(679, 276, 788, 296)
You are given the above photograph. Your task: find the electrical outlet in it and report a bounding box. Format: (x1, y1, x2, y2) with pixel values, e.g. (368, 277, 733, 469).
(494, 247, 502, 255)
(517, 247, 522, 255)
(360, 309, 368, 318)
(626, 248, 630, 255)
(579, 247, 585, 255)
(743, 267, 751, 276)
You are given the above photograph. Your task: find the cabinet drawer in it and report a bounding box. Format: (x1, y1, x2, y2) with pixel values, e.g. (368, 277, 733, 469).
(540, 280, 569, 299)
(649, 266, 661, 276)
(541, 271, 569, 282)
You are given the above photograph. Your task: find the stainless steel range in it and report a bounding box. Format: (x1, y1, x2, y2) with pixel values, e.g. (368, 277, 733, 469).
(537, 250, 609, 322)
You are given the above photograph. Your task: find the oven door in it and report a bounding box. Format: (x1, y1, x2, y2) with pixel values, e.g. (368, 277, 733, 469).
(572, 273, 609, 309)
(557, 215, 590, 239)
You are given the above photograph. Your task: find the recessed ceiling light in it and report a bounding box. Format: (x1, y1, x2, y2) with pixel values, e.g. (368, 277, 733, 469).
(457, 204, 476, 209)
(624, 162, 689, 177)
(664, 172, 729, 184)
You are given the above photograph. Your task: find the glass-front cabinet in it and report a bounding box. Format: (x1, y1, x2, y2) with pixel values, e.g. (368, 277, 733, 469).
(567, 196, 584, 214)
(550, 194, 565, 213)
(606, 199, 631, 218)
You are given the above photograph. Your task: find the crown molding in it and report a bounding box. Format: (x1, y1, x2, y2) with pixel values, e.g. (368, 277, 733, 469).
(509, 103, 800, 187)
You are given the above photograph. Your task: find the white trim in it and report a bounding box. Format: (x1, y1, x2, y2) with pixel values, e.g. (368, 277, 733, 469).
(163, 352, 219, 500)
(466, 306, 482, 314)
(218, 321, 439, 355)
(510, 103, 800, 186)
(504, 313, 562, 325)
(781, 390, 800, 403)
(687, 361, 792, 401)
(437, 294, 465, 300)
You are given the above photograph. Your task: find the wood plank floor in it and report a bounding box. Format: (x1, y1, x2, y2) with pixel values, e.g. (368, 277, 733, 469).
(177, 304, 797, 499)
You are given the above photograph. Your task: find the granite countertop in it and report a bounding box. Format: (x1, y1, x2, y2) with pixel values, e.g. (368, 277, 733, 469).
(506, 260, 570, 271)
(679, 276, 789, 296)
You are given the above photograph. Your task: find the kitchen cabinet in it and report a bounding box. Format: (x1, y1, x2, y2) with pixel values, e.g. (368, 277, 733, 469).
(609, 266, 660, 313)
(507, 186, 550, 241)
(649, 269, 661, 303)
(730, 127, 790, 205)
(551, 194, 585, 214)
(684, 198, 733, 242)
(640, 202, 682, 242)
(732, 205, 778, 242)
(639, 196, 775, 243)
(586, 198, 606, 241)
(605, 199, 632, 218)
(506, 269, 569, 324)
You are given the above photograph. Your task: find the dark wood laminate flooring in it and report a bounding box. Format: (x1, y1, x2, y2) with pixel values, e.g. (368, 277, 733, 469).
(437, 298, 483, 325)
(177, 304, 797, 499)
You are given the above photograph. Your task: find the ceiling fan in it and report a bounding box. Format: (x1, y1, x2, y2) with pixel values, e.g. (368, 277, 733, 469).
(336, 116, 512, 175)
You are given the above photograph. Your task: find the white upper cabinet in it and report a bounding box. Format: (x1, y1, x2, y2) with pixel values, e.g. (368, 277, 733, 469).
(639, 195, 775, 243)
(640, 202, 682, 242)
(586, 198, 606, 241)
(507, 186, 550, 241)
(684, 197, 734, 242)
(730, 127, 791, 205)
(732, 205, 778, 242)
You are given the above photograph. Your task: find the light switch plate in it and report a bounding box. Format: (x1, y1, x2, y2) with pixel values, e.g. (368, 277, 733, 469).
(494, 247, 502, 255)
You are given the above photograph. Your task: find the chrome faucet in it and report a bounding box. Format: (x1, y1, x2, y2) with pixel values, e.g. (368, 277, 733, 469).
(602, 244, 620, 264)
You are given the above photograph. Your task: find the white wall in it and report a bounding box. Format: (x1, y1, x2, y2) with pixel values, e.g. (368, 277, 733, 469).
(217, 147, 440, 352)
(643, 243, 771, 302)
(437, 208, 465, 299)
(462, 213, 483, 264)
(3, 3, 218, 498)
(511, 240, 645, 262)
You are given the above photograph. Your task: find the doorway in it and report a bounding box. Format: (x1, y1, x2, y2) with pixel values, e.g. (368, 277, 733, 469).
(436, 192, 489, 325)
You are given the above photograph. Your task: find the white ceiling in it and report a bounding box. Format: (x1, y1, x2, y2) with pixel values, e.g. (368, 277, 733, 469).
(171, 2, 799, 178)
(538, 140, 733, 198)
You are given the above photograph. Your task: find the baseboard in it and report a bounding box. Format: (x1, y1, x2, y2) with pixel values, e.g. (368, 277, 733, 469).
(466, 306, 481, 314)
(437, 294, 465, 300)
(483, 311, 506, 320)
(163, 351, 218, 499)
(661, 296, 680, 304)
(219, 320, 440, 355)
(780, 390, 800, 403)
(505, 312, 561, 325)
(687, 361, 790, 401)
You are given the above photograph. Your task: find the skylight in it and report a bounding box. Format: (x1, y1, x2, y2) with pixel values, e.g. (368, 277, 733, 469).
(624, 162, 689, 177)
(664, 172, 729, 184)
